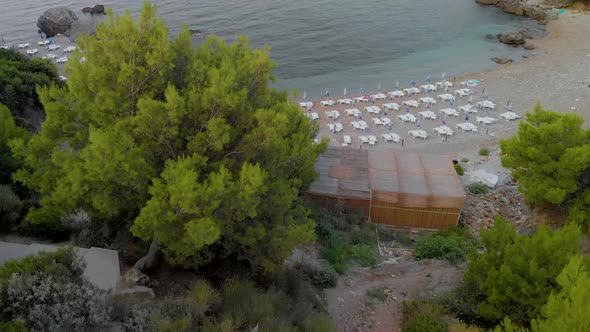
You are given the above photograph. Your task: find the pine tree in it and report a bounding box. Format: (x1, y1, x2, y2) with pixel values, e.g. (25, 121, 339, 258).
(11, 2, 326, 272)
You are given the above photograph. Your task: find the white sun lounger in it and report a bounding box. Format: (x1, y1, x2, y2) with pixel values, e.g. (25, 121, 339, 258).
(435, 81, 453, 88)
(342, 135, 352, 146)
(403, 87, 421, 95)
(48, 44, 61, 51)
(455, 88, 474, 97)
(388, 90, 405, 98)
(325, 110, 340, 119)
(38, 40, 50, 46)
(18, 43, 30, 49)
(456, 122, 479, 132)
(370, 93, 387, 100)
(398, 113, 417, 123)
(499, 112, 522, 121)
(345, 108, 361, 117)
(459, 105, 478, 113)
(334, 123, 344, 133)
(409, 130, 428, 139)
(476, 116, 497, 125)
(299, 102, 313, 108)
(476, 100, 496, 109)
(402, 100, 419, 108)
(56, 56, 68, 64)
(418, 111, 437, 120)
(354, 96, 369, 103)
(420, 84, 437, 92)
(433, 125, 454, 136)
(372, 118, 383, 126)
(368, 135, 377, 145)
(26, 48, 38, 55)
(321, 100, 335, 107)
(440, 108, 459, 117)
(337, 98, 353, 105)
(382, 102, 400, 111)
(381, 118, 391, 126)
(364, 106, 381, 114)
(306, 112, 319, 120)
(419, 97, 436, 105)
(58, 75, 67, 81)
(437, 94, 455, 101)
(63, 46, 77, 53)
(359, 136, 370, 144)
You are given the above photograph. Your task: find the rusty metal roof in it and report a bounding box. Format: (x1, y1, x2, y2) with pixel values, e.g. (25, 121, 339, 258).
(308, 148, 466, 209)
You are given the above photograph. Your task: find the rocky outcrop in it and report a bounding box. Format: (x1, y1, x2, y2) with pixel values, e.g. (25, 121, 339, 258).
(522, 42, 536, 49)
(491, 57, 513, 64)
(475, 0, 556, 22)
(498, 31, 527, 45)
(37, 7, 78, 37)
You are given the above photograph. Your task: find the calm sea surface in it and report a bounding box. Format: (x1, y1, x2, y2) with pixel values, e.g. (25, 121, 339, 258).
(2, 0, 544, 98)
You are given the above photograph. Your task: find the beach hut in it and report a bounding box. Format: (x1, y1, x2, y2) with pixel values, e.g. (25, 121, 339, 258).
(308, 148, 466, 229)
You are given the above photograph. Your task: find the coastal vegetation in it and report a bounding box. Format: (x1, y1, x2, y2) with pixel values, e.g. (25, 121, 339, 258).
(500, 103, 590, 228)
(1, 2, 590, 332)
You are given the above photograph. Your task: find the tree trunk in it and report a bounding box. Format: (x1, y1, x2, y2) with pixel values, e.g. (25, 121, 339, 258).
(133, 238, 159, 271)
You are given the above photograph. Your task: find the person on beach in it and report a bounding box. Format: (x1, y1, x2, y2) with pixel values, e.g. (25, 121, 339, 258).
(401, 139, 405, 147)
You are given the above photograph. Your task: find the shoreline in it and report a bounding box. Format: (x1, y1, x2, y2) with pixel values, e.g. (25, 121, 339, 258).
(303, 12, 590, 182)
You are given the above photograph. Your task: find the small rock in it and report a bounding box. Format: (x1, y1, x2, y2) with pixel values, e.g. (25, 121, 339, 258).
(491, 57, 513, 64)
(522, 42, 536, 50)
(124, 267, 149, 286)
(498, 31, 526, 45)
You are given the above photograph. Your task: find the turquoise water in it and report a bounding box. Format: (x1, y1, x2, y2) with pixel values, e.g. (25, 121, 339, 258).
(2, 0, 544, 97)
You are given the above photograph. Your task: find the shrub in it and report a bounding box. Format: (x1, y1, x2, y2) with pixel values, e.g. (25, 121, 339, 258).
(321, 243, 350, 274)
(0, 248, 111, 332)
(479, 148, 490, 156)
(315, 219, 336, 243)
(351, 244, 378, 266)
(0, 320, 28, 332)
(350, 227, 375, 246)
(0, 184, 22, 231)
(454, 163, 464, 175)
(303, 313, 337, 332)
(442, 281, 490, 327)
(297, 262, 338, 288)
(401, 301, 448, 332)
(461, 158, 470, 163)
(468, 182, 489, 195)
(366, 287, 388, 301)
(414, 235, 466, 262)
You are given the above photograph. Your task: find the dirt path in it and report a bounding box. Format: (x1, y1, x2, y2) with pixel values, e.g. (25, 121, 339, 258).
(325, 259, 464, 332)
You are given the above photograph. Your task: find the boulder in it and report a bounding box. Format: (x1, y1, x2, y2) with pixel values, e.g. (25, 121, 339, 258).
(92, 5, 106, 15)
(491, 57, 513, 64)
(498, 31, 526, 45)
(522, 42, 536, 50)
(81, 7, 92, 14)
(37, 7, 78, 37)
(124, 267, 149, 286)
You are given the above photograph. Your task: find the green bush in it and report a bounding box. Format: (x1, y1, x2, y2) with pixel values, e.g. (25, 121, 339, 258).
(414, 235, 466, 262)
(442, 281, 490, 327)
(315, 219, 336, 243)
(402, 301, 448, 332)
(0, 320, 28, 332)
(350, 227, 375, 245)
(321, 243, 350, 274)
(468, 182, 489, 195)
(479, 148, 490, 156)
(351, 244, 378, 267)
(461, 158, 470, 163)
(454, 163, 464, 175)
(303, 313, 337, 332)
(0, 247, 83, 282)
(297, 262, 338, 288)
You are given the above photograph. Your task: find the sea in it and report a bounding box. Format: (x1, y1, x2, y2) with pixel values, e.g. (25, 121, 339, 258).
(2, 0, 545, 98)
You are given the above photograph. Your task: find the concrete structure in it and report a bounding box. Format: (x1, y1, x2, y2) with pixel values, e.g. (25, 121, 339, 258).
(0, 241, 120, 290)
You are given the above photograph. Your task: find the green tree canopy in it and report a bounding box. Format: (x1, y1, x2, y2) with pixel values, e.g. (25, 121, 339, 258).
(500, 103, 590, 226)
(0, 104, 28, 184)
(11, 2, 325, 272)
(466, 216, 581, 325)
(0, 48, 59, 129)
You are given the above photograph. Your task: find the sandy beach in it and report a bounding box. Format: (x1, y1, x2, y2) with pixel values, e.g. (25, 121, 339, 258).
(305, 13, 590, 170)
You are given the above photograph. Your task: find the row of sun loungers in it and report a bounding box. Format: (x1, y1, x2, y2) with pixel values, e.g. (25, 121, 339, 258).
(338, 98, 353, 105)
(437, 93, 455, 101)
(420, 84, 437, 92)
(370, 93, 387, 100)
(455, 88, 474, 97)
(459, 105, 478, 113)
(476, 100, 496, 109)
(300, 101, 313, 108)
(351, 120, 368, 130)
(383, 102, 400, 110)
(359, 135, 378, 146)
(402, 100, 419, 108)
(419, 96, 436, 105)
